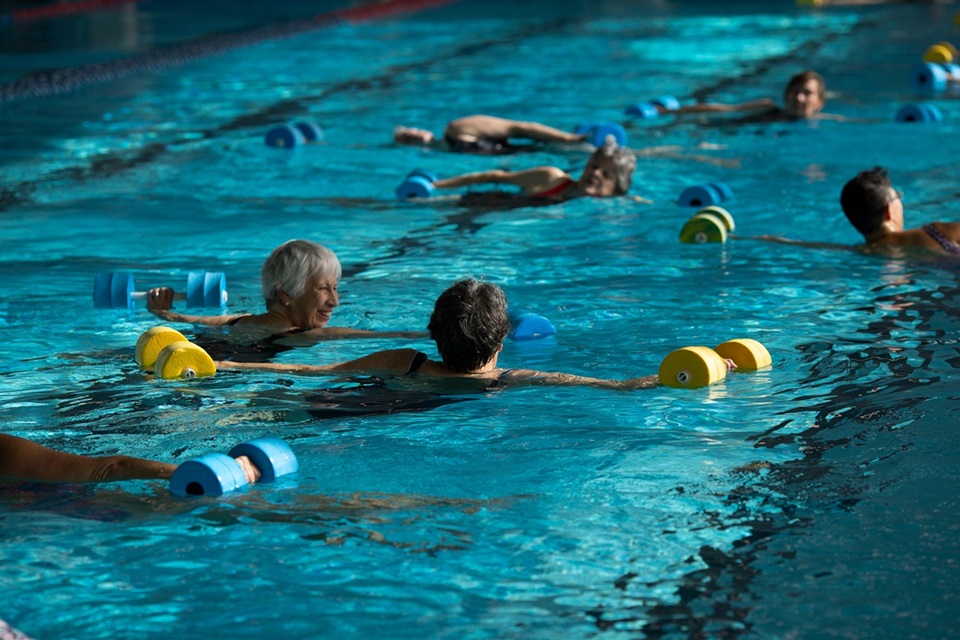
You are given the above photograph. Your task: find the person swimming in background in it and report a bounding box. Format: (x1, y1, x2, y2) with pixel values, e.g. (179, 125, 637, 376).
(217, 278, 736, 390)
(393, 114, 588, 154)
(750, 167, 960, 256)
(425, 140, 638, 202)
(657, 70, 845, 123)
(147, 239, 427, 341)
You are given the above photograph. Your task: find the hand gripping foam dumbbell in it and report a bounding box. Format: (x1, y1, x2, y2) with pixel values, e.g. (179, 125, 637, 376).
(395, 168, 438, 199)
(677, 182, 734, 207)
(624, 95, 681, 119)
(679, 205, 736, 244)
(94, 271, 227, 309)
(572, 121, 629, 147)
(264, 121, 324, 148)
(169, 437, 299, 497)
(135, 327, 217, 379)
(658, 338, 771, 389)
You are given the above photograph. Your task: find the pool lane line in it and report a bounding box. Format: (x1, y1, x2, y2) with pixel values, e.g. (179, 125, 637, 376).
(0, 0, 151, 25)
(0, 17, 576, 213)
(0, 0, 458, 104)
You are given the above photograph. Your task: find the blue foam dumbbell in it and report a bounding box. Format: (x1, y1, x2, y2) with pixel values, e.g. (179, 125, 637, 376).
(396, 168, 438, 199)
(508, 311, 557, 341)
(265, 124, 306, 149)
(169, 437, 299, 497)
(895, 103, 943, 123)
(911, 63, 950, 92)
(677, 182, 734, 207)
(574, 121, 628, 147)
(94, 271, 228, 309)
(294, 121, 323, 142)
(625, 95, 681, 118)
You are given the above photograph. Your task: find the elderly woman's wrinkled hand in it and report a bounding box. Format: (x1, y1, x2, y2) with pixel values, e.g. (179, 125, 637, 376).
(146, 287, 175, 312)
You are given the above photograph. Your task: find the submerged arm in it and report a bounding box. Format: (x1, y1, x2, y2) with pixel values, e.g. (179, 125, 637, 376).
(502, 369, 661, 391)
(216, 348, 422, 376)
(0, 434, 176, 483)
(674, 98, 777, 114)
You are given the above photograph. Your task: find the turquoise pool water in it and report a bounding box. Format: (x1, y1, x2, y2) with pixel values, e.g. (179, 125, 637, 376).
(2, 1, 959, 638)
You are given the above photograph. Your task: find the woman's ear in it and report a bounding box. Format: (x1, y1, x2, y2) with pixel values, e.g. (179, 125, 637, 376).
(276, 289, 292, 306)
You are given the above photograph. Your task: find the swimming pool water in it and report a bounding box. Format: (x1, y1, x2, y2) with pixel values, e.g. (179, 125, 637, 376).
(2, 1, 959, 638)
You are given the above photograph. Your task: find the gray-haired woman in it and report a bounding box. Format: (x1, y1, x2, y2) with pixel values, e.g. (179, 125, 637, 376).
(148, 239, 423, 339)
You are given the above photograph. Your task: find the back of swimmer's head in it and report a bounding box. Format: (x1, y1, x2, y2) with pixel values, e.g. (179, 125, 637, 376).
(261, 239, 342, 306)
(427, 278, 511, 373)
(840, 167, 893, 237)
(587, 140, 637, 195)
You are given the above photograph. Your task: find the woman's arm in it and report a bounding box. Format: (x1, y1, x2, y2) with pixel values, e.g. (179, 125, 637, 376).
(674, 98, 777, 114)
(146, 287, 245, 327)
(0, 434, 176, 483)
(501, 369, 661, 391)
(433, 167, 569, 194)
(216, 348, 423, 376)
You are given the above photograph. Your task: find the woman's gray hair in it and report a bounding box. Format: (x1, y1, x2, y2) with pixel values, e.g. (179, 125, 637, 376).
(592, 139, 637, 195)
(261, 239, 342, 306)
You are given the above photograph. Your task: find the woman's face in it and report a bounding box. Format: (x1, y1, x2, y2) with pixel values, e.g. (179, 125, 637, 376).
(785, 79, 824, 118)
(578, 155, 620, 197)
(286, 271, 340, 329)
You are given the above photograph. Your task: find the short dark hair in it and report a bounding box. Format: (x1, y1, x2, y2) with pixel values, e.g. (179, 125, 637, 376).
(784, 70, 825, 102)
(840, 166, 894, 236)
(427, 279, 511, 373)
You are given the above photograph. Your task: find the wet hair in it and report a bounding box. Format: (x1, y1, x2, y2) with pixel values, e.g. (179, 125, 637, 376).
(261, 239, 342, 306)
(784, 70, 826, 102)
(589, 140, 637, 195)
(427, 278, 511, 373)
(840, 167, 894, 236)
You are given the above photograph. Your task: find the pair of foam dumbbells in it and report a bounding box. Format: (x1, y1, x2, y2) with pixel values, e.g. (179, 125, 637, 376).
(94, 271, 227, 309)
(659, 338, 771, 389)
(170, 437, 298, 497)
(910, 42, 960, 93)
(264, 120, 324, 149)
(679, 205, 736, 244)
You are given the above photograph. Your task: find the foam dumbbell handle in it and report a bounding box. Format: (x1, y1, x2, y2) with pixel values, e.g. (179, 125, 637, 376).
(169, 453, 251, 497)
(228, 438, 299, 483)
(658, 346, 728, 389)
(395, 175, 436, 199)
(677, 184, 723, 207)
(586, 122, 628, 147)
(508, 311, 557, 341)
(264, 124, 306, 148)
(294, 121, 323, 142)
(912, 63, 948, 92)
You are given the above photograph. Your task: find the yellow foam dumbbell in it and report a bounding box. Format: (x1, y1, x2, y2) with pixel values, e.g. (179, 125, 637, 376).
(658, 346, 728, 389)
(696, 205, 735, 233)
(714, 338, 772, 371)
(923, 43, 954, 64)
(154, 341, 216, 380)
(680, 213, 728, 244)
(135, 326, 188, 370)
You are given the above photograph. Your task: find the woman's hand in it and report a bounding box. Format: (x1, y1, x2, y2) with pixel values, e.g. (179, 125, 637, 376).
(146, 287, 175, 313)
